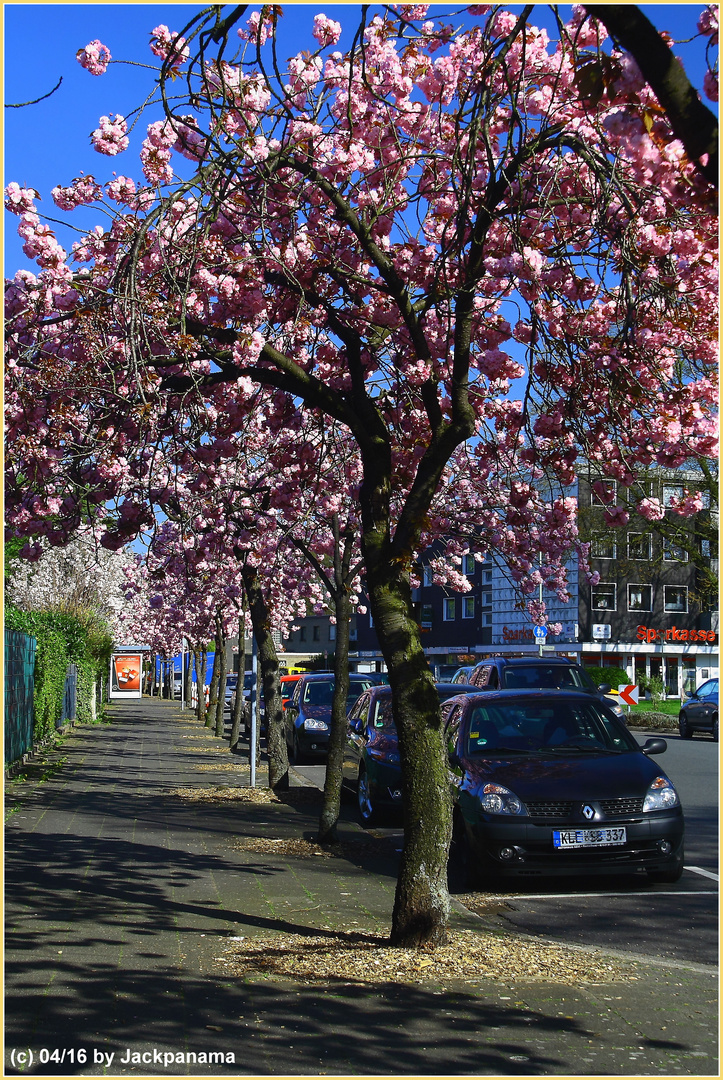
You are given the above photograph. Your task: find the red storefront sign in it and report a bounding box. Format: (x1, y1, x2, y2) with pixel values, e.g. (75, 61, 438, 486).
(636, 624, 717, 644)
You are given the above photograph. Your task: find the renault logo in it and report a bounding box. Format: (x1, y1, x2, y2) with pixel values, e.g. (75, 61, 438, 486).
(582, 804, 595, 820)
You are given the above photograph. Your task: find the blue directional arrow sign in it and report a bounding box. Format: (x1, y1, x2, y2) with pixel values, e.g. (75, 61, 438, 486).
(533, 624, 548, 639)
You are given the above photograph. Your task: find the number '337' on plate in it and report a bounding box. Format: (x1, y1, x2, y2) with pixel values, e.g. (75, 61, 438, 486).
(553, 827, 626, 849)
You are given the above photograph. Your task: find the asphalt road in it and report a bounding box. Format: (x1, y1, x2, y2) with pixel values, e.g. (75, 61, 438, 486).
(295, 730, 718, 969)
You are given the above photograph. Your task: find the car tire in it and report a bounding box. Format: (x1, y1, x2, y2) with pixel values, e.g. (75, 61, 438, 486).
(648, 847, 685, 884)
(356, 765, 379, 828)
(678, 712, 693, 739)
(712, 715, 719, 743)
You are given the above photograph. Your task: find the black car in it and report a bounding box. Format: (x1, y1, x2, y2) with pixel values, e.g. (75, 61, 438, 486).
(466, 656, 627, 720)
(679, 679, 719, 741)
(343, 682, 478, 826)
(285, 673, 374, 763)
(444, 690, 684, 888)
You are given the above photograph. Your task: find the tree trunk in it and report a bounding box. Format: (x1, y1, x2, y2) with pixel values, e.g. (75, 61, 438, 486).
(318, 519, 355, 844)
(214, 616, 228, 737)
(206, 634, 222, 728)
(241, 562, 288, 790)
(366, 559, 452, 947)
(195, 647, 207, 724)
(230, 610, 246, 751)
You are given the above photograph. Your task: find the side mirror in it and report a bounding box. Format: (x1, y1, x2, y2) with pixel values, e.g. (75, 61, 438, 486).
(641, 737, 667, 756)
(348, 717, 362, 734)
(597, 683, 612, 694)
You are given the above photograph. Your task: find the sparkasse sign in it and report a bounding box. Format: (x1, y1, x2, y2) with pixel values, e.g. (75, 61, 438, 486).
(636, 624, 717, 644)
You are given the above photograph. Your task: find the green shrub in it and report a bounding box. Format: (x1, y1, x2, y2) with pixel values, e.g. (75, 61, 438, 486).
(585, 665, 630, 691)
(5, 604, 113, 745)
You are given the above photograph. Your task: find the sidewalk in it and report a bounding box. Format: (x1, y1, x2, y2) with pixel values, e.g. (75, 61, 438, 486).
(5, 698, 718, 1077)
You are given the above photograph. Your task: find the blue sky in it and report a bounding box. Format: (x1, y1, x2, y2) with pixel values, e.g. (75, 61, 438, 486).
(4, 4, 715, 275)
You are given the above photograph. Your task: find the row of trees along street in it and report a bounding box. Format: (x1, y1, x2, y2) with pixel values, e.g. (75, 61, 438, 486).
(5, 5, 718, 946)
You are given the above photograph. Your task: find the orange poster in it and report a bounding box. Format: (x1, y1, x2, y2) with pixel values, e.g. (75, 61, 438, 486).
(113, 655, 141, 691)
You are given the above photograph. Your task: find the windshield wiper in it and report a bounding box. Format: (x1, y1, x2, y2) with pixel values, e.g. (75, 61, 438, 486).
(547, 742, 617, 753)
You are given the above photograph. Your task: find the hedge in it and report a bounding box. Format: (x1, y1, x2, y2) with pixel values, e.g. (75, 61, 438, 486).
(5, 605, 113, 743)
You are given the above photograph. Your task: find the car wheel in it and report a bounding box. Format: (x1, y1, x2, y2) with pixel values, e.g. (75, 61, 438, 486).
(712, 715, 719, 743)
(678, 712, 693, 739)
(356, 765, 379, 828)
(648, 847, 684, 884)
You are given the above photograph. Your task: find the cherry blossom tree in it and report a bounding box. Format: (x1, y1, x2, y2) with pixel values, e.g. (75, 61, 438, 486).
(5, 5, 718, 945)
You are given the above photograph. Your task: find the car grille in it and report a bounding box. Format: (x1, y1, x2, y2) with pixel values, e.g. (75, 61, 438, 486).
(527, 801, 574, 819)
(599, 796, 645, 816)
(526, 797, 645, 820)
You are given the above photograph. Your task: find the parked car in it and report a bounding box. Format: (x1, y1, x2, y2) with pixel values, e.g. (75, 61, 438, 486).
(450, 666, 476, 684)
(443, 689, 684, 888)
(223, 673, 238, 711)
(230, 672, 257, 716)
(280, 673, 303, 708)
(343, 682, 479, 826)
(679, 678, 719, 741)
(285, 672, 375, 763)
(466, 656, 627, 720)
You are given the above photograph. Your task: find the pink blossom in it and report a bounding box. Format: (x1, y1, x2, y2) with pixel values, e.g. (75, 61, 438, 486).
(703, 69, 718, 102)
(91, 115, 129, 156)
(698, 5, 718, 42)
(312, 14, 342, 47)
(637, 497, 665, 521)
(149, 25, 189, 67)
(77, 40, 111, 76)
(5, 182, 37, 215)
(603, 505, 630, 527)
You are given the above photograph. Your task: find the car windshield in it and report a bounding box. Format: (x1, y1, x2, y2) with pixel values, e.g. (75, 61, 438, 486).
(304, 679, 372, 707)
(464, 699, 638, 755)
(501, 664, 597, 692)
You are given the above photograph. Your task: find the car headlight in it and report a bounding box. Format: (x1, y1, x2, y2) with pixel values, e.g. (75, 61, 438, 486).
(479, 783, 526, 816)
(643, 776, 680, 812)
(303, 718, 329, 731)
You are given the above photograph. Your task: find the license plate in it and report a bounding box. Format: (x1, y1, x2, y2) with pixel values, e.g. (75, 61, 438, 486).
(553, 827, 627, 849)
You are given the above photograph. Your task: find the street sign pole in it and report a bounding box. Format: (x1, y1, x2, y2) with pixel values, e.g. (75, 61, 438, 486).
(533, 624, 548, 656)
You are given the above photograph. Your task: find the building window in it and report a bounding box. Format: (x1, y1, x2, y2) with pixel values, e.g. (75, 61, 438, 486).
(483, 570, 493, 584)
(329, 624, 336, 641)
(591, 583, 616, 611)
(628, 584, 653, 612)
(663, 539, 688, 562)
(701, 539, 711, 558)
(664, 586, 688, 613)
(463, 555, 476, 576)
(662, 483, 684, 508)
(423, 566, 433, 587)
(299, 626, 306, 642)
(631, 479, 652, 500)
(443, 598, 456, 621)
(627, 533, 652, 560)
(591, 537, 616, 559)
(591, 480, 617, 505)
(462, 596, 475, 619)
(312, 625, 320, 641)
(421, 604, 433, 629)
(483, 612, 493, 626)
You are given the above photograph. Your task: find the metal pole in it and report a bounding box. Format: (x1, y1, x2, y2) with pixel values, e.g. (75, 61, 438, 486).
(180, 639, 185, 710)
(250, 636, 258, 788)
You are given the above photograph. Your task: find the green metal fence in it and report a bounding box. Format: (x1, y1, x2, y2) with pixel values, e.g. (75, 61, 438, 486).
(5, 629, 37, 766)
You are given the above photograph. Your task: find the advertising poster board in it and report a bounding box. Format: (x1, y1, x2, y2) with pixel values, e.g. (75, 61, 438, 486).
(110, 654, 142, 699)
